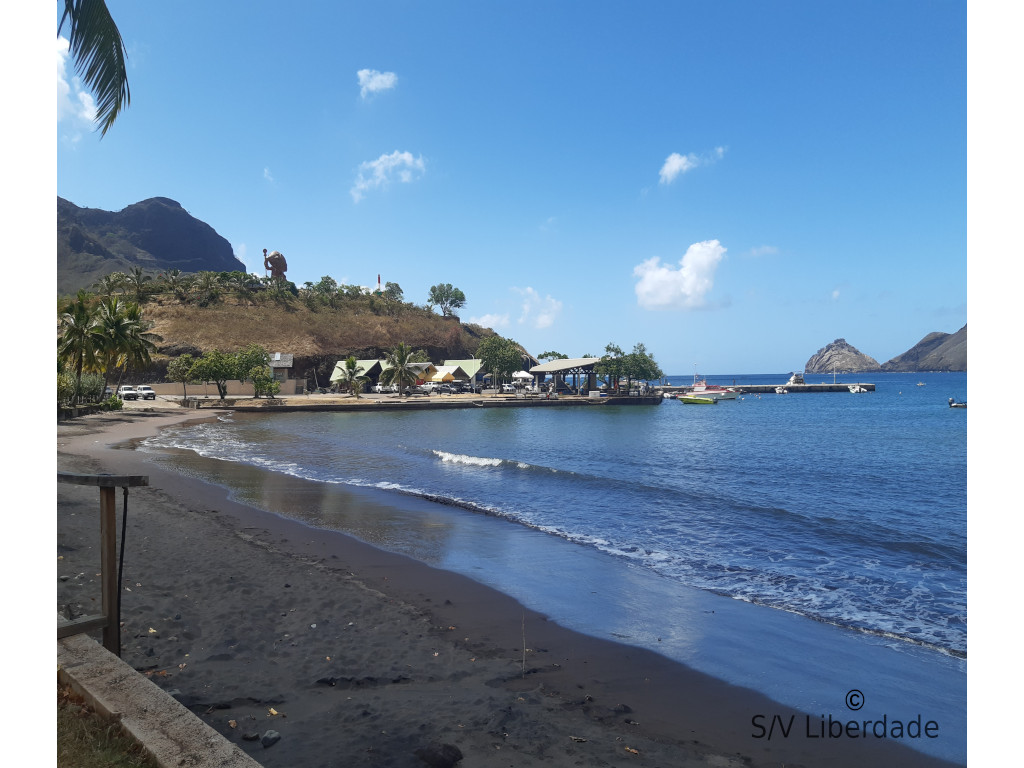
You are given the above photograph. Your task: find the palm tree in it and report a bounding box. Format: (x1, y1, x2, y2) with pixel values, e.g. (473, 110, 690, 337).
(93, 271, 127, 298)
(120, 301, 161, 371)
(92, 297, 162, 392)
(57, 290, 102, 402)
(162, 268, 193, 301)
(125, 266, 153, 303)
(59, 0, 131, 137)
(379, 343, 423, 397)
(334, 356, 370, 398)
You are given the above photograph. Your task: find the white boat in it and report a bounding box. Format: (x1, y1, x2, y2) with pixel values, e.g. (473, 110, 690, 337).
(690, 374, 739, 400)
(775, 386, 788, 394)
(848, 385, 868, 394)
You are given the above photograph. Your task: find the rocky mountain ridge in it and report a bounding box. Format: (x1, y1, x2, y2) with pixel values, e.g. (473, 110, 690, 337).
(805, 326, 967, 373)
(57, 196, 245, 295)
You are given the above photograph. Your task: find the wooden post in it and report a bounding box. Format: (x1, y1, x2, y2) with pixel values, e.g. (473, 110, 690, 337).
(99, 486, 118, 654)
(57, 472, 149, 655)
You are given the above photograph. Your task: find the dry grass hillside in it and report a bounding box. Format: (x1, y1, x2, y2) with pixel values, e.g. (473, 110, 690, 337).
(136, 294, 497, 382)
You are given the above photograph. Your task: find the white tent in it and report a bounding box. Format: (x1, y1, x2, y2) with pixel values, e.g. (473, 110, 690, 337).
(512, 370, 533, 379)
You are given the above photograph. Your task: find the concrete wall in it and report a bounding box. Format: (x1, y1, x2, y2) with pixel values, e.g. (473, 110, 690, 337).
(148, 379, 303, 397)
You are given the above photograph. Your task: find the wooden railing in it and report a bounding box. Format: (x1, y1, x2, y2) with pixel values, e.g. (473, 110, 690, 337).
(57, 472, 149, 655)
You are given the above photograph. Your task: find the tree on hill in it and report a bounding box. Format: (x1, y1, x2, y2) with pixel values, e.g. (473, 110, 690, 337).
(59, 0, 131, 137)
(427, 283, 466, 317)
(538, 350, 568, 361)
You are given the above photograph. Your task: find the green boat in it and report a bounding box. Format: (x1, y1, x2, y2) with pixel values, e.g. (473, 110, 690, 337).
(678, 395, 718, 405)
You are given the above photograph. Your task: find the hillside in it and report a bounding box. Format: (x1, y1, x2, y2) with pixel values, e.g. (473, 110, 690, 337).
(57, 197, 245, 296)
(87, 292, 501, 386)
(881, 325, 967, 372)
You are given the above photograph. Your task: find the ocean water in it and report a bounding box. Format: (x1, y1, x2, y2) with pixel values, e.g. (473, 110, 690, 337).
(140, 371, 967, 762)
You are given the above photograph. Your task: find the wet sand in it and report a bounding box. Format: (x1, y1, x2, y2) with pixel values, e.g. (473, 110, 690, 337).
(56, 407, 961, 767)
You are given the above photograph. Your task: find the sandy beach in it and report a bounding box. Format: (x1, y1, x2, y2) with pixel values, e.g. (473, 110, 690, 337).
(57, 405, 961, 768)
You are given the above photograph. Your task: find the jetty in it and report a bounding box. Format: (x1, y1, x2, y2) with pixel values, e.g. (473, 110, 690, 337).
(657, 383, 875, 395)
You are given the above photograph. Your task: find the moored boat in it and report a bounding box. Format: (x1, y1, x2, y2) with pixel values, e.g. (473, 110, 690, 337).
(690, 374, 739, 400)
(948, 397, 966, 408)
(678, 395, 718, 405)
(848, 385, 868, 394)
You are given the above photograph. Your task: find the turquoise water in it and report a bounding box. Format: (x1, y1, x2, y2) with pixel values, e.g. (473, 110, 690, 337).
(141, 371, 967, 762)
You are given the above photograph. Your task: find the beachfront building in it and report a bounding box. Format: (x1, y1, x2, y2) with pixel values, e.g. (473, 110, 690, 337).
(529, 357, 602, 394)
(442, 358, 484, 387)
(269, 352, 294, 383)
(329, 359, 384, 388)
(427, 364, 472, 385)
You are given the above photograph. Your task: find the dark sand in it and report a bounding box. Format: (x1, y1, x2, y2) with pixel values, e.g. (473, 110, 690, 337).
(57, 408, 961, 767)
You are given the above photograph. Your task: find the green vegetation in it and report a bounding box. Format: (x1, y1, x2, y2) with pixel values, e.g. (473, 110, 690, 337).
(59, 0, 131, 137)
(596, 342, 664, 391)
(333, 355, 370, 398)
(427, 283, 466, 317)
(379, 343, 429, 396)
(58, 682, 158, 768)
(477, 334, 526, 390)
(57, 290, 161, 403)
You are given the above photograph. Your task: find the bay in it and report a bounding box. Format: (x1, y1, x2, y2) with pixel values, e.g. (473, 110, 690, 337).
(140, 370, 967, 763)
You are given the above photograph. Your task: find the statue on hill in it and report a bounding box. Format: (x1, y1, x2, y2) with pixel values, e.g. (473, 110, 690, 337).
(263, 249, 288, 280)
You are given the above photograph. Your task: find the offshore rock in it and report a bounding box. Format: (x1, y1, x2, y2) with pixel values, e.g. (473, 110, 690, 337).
(804, 339, 882, 374)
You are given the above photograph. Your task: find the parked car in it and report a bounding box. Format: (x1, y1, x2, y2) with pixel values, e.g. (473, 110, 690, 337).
(135, 385, 156, 400)
(372, 382, 394, 394)
(117, 386, 139, 401)
(104, 386, 114, 398)
(437, 383, 458, 395)
(501, 383, 516, 393)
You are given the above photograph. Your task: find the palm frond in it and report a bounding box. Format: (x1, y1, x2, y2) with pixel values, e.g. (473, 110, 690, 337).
(60, 0, 130, 137)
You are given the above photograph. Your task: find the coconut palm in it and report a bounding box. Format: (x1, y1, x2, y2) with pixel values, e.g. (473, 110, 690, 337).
(93, 271, 127, 298)
(125, 266, 153, 303)
(57, 290, 103, 402)
(379, 343, 423, 397)
(59, 0, 130, 137)
(120, 301, 161, 370)
(334, 356, 370, 398)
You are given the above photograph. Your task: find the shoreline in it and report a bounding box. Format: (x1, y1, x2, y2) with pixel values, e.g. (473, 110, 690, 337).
(57, 407, 961, 767)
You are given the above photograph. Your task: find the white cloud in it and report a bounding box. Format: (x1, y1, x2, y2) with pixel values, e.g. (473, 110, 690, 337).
(357, 69, 398, 98)
(57, 36, 96, 135)
(469, 313, 510, 329)
(633, 239, 726, 309)
(658, 147, 727, 185)
(350, 151, 426, 202)
(832, 289, 841, 301)
(659, 153, 697, 184)
(263, 167, 274, 183)
(515, 287, 563, 329)
(748, 245, 779, 257)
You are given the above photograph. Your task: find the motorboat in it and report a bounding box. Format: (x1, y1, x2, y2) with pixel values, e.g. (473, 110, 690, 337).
(690, 374, 739, 400)
(775, 387, 788, 394)
(786, 372, 806, 386)
(678, 395, 718, 405)
(848, 385, 868, 394)
(948, 397, 966, 409)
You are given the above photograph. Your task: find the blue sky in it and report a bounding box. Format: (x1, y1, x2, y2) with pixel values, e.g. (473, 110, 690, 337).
(54, 1, 969, 375)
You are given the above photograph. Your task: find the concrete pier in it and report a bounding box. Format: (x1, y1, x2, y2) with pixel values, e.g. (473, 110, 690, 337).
(657, 383, 876, 395)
